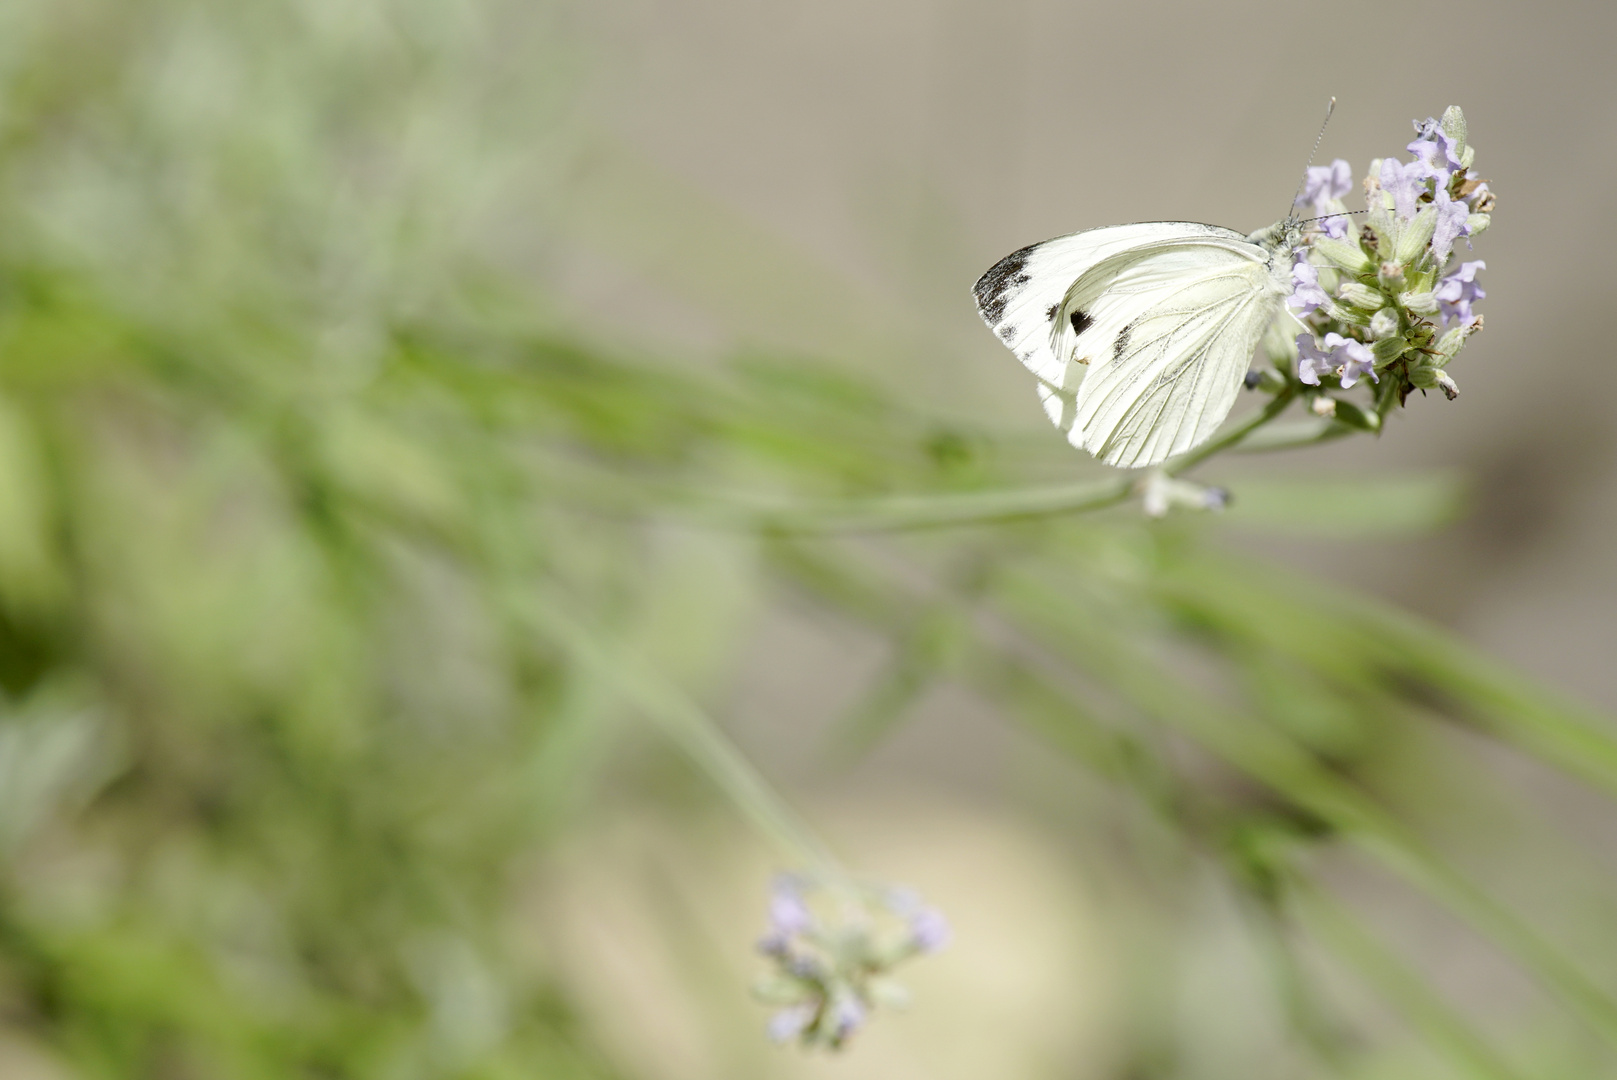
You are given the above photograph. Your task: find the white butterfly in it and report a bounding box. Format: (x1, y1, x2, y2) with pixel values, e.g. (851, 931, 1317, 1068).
(973, 217, 1302, 469)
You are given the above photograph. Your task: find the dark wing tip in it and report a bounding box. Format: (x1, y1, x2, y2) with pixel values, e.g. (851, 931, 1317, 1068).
(972, 242, 1039, 326)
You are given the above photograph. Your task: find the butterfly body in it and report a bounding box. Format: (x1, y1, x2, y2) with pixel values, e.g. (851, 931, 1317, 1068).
(974, 218, 1301, 468)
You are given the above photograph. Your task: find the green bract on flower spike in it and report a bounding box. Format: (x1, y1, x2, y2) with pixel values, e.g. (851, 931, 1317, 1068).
(1283, 105, 1491, 409)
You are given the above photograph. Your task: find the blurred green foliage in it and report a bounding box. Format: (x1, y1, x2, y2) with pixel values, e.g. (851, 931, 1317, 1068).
(0, 2, 1615, 1079)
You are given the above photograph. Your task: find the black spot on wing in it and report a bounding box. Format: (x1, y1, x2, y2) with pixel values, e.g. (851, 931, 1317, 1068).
(1045, 303, 1060, 321)
(997, 324, 1017, 342)
(972, 243, 1038, 326)
(1069, 310, 1093, 335)
(1113, 322, 1132, 363)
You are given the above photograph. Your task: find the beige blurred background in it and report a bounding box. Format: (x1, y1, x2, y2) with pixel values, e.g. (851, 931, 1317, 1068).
(527, 2, 1617, 1075)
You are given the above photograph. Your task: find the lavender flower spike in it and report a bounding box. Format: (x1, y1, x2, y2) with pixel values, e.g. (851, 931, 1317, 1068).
(752, 873, 950, 1050)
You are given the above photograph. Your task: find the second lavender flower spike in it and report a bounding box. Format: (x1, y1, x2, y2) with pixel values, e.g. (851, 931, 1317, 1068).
(751, 873, 950, 1051)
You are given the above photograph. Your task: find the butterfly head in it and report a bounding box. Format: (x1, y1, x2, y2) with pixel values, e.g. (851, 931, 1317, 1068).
(1246, 217, 1304, 261)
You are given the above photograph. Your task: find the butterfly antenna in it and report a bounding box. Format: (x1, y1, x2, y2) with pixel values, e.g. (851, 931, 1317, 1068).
(1289, 97, 1337, 219)
(1297, 209, 1367, 226)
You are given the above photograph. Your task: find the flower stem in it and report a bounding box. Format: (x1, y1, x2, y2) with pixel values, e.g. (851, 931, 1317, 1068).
(651, 386, 1307, 535)
(1290, 880, 1529, 1080)
(739, 477, 1133, 533)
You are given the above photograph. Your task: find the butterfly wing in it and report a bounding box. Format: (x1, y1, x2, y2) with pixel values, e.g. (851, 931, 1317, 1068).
(972, 222, 1253, 386)
(974, 223, 1289, 469)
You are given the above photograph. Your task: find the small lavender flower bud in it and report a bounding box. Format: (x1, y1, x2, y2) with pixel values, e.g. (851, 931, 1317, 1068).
(1369, 308, 1400, 340)
(1325, 301, 1371, 327)
(1467, 213, 1490, 236)
(867, 979, 913, 1010)
(1377, 261, 1406, 292)
(1441, 106, 1467, 155)
(752, 976, 807, 1004)
(1399, 291, 1439, 317)
(1433, 315, 1483, 360)
(1436, 371, 1459, 400)
(1336, 282, 1385, 311)
(1364, 159, 1383, 195)
(1394, 205, 1438, 263)
(788, 954, 826, 981)
(1407, 357, 1450, 393)
(1331, 400, 1381, 432)
(1314, 238, 1372, 275)
(1310, 397, 1338, 418)
(1371, 335, 1407, 363)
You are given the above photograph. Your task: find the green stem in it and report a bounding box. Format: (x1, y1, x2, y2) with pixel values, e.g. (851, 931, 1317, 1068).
(672, 388, 1302, 535)
(990, 564, 1617, 1049)
(1291, 881, 1529, 1080)
(740, 477, 1133, 533)
(1230, 417, 1354, 454)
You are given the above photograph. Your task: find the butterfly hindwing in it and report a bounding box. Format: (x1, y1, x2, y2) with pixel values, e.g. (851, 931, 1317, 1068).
(975, 221, 1292, 469)
(1067, 247, 1284, 467)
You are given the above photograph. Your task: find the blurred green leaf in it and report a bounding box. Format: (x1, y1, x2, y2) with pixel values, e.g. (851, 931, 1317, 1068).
(1218, 471, 1468, 537)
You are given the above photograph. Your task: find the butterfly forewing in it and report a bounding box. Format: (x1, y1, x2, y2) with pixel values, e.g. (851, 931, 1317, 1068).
(972, 223, 1252, 387)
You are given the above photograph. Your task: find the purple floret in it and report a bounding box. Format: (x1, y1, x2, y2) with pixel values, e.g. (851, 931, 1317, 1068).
(1408, 117, 1463, 183)
(1435, 260, 1485, 326)
(909, 907, 952, 953)
(1297, 333, 1378, 389)
(1287, 258, 1329, 316)
(1298, 158, 1353, 213)
(1432, 187, 1471, 263)
(1380, 158, 1430, 221)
